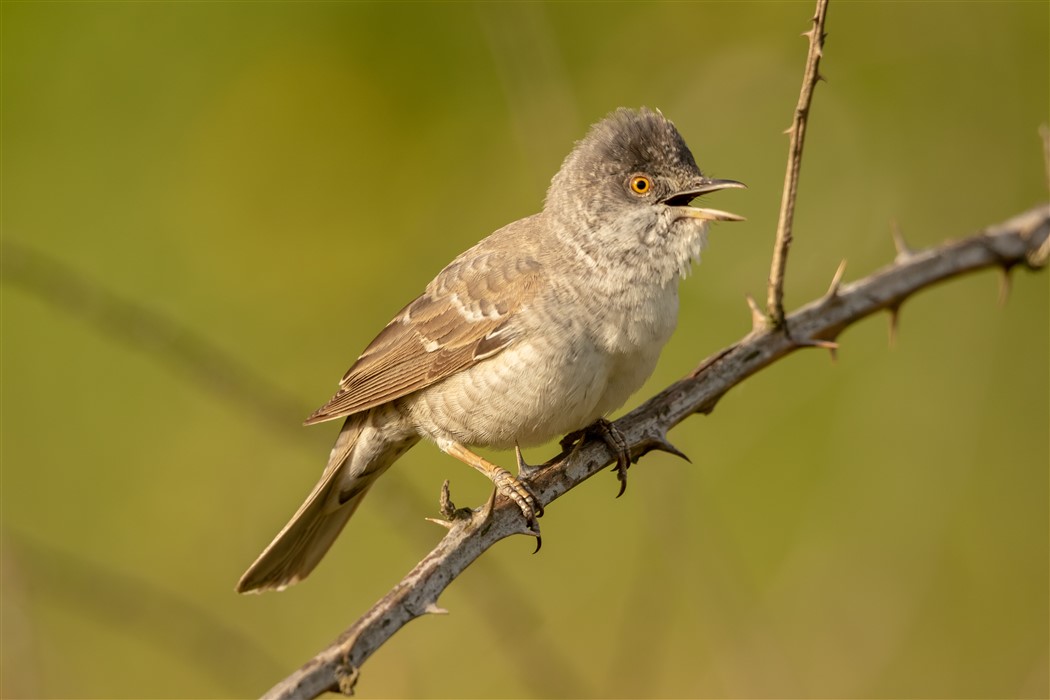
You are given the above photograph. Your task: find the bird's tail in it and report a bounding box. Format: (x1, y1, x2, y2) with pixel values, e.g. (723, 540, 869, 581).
(237, 410, 418, 593)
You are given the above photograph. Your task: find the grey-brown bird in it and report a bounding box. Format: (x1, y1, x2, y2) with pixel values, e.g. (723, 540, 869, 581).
(237, 107, 744, 593)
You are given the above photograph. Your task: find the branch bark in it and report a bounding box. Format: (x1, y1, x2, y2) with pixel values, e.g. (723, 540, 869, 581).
(767, 0, 830, 327)
(0, 240, 588, 699)
(263, 203, 1050, 700)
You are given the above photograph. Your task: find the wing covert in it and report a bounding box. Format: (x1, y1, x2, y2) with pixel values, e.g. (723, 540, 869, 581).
(303, 252, 541, 425)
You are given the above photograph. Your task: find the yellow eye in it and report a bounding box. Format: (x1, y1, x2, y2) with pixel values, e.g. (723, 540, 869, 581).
(629, 175, 652, 195)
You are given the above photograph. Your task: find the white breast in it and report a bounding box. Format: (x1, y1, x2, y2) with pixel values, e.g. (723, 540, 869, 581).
(406, 277, 679, 450)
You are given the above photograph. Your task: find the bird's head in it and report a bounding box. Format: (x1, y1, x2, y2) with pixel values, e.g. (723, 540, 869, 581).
(545, 107, 744, 237)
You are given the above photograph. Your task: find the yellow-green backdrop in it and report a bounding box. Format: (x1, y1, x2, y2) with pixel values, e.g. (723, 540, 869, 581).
(3, 2, 1047, 698)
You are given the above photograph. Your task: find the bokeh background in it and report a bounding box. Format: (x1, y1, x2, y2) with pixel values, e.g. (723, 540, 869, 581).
(3, 2, 1047, 698)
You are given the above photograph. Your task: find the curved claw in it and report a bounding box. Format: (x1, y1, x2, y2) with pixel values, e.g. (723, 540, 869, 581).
(439, 438, 544, 529)
(523, 522, 543, 554)
(472, 485, 542, 552)
(559, 428, 585, 454)
(510, 449, 545, 551)
(490, 467, 544, 526)
(594, 418, 632, 498)
(561, 418, 634, 497)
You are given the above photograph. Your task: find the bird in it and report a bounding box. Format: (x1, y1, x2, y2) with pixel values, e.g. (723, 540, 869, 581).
(237, 107, 744, 593)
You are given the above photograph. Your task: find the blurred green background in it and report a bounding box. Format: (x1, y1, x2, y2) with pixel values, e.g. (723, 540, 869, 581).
(3, 1, 1047, 698)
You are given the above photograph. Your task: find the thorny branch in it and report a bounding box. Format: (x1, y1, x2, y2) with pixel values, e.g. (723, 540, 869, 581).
(8, 1, 1042, 697)
(259, 1, 1050, 696)
(767, 0, 830, 328)
(0, 241, 590, 699)
(261, 204, 1050, 700)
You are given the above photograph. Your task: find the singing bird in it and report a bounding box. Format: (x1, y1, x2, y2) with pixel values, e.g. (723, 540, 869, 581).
(237, 107, 744, 593)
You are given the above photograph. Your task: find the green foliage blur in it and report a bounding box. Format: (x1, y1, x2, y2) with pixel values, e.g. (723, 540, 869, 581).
(3, 2, 1047, 698)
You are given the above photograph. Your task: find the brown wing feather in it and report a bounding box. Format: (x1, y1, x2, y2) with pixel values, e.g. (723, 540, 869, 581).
(304, 252, 541, 425)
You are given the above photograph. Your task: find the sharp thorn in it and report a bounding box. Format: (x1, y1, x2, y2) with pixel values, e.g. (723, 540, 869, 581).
(891, 220, 913, 260)
(795, 333, 839, 361)
(799, 337, 839, 351)
(652, 434, 691, 463)
(824, 259, 848, 301)
(515, 444, 540, 479)
(887, 304, 901, 348)
(746, 293, 767, 331)
(423, 517, 454, 530)
(1026, 225, 1050, 268)
(997, 266, 1013, 306)
(424, 602, 449, 615)
(475, 488, 498, 526)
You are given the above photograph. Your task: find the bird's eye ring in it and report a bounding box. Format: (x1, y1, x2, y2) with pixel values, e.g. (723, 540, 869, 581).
(629, 175, 652, 196)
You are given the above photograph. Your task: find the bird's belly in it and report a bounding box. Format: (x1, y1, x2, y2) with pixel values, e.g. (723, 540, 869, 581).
(404, 333, 663, 450)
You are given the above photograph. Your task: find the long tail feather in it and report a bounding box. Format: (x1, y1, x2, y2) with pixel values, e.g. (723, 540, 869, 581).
(236, 411, 416, 593)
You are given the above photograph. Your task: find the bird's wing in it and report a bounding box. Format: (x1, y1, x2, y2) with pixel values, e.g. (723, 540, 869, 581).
(303, 251, 543, 425)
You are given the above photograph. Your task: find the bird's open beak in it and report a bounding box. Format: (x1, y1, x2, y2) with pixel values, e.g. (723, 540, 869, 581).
(664, 178, 747, 222)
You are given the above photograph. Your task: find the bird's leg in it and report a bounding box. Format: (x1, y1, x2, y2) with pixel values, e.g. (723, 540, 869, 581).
(560, 418, 633, 497)
(438, 439, 544, 531)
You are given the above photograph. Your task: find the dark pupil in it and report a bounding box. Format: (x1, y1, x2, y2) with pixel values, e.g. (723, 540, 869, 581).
(635, 179, 647, 191)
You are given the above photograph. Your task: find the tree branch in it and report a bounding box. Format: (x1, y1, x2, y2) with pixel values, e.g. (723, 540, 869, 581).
(262, 203, 1050, 700)
(767, 0, 830, 328)
(0, 239, 590, 698)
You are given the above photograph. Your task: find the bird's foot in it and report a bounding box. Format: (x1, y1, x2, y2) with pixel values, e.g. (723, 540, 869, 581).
(489, 467, 543, 552)
(489, 466, 544, 528)
(438, 438, 542, 550)
(561, 418, 633, 497)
